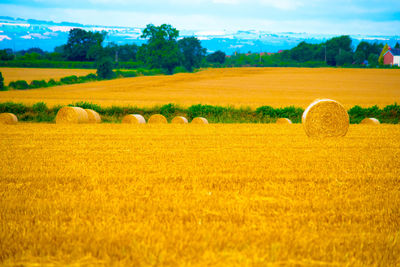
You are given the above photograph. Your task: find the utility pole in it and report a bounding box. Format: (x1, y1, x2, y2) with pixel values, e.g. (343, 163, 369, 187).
(324, 45, 327, 63)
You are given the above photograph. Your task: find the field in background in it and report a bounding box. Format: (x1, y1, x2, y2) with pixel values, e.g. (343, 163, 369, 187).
(1, 123, 399, 265)
(0, 67, 96, 84)
(0, 68, 399, 108)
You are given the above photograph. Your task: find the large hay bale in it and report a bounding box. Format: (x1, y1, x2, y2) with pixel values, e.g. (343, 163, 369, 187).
(360, 118, 380, 124)
(171, 116, 188, 124)
(191, 117, 208, 124)
(276, 118, 292, 124)
(302, 99, 349, 137)
(85, 109, 101, 123)
(122, 114, 146, 124)
(0, 113, 18, 124)
(56, 106, 89, 124)
(148, 114, 167, 124)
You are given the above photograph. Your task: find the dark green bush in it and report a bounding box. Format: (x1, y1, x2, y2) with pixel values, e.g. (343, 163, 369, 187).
(9, 80, 29, 90)
(0, 102, 28, 114)
(73, 101, 102, 113)
(381, 103, 400, 124)
(32, 102, 48, 113)
(256, 106, 277, 117)
(0, 71, 4, 90)
(29, 79, 47, 89)
(348, 105, 381, 123)
(115, 70, 136, 78)
(60, 75, 78, 84)
(97, 57, 115, 80)
(173, 66, 187, 74)
(85, 73, 98, 80)
(47, 79, 58, 86)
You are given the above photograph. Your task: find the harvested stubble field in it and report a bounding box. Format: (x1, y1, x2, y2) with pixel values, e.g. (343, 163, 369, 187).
(1, 123, 399, 265)
(0, 67, 399, 108)
(0, 67, 96, 84)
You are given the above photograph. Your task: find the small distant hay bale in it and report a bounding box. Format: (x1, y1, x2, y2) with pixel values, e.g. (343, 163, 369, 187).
(302, 99, 349, 137)
(171, 116, 188, 124)
(360, 118, 380, 124)
(148, 114, 167, 124)
(276, 118, 292, 124)
(0, 113, 18, 124)
(122, 114, 146, 124)
(85, 109, 101, 123)
(56, 106, 89, 124)
(191, 117, 208, 124)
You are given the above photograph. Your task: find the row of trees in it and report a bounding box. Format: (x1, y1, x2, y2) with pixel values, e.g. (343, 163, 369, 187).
(225, 37, 399, 68)
(0, 24, 219, 75)
(1, 25, 399, 73)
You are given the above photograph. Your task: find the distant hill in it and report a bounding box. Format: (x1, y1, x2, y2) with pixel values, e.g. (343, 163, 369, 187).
(1, 16, 399, 54)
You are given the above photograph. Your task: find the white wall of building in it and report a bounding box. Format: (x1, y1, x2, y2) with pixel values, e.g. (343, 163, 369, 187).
(393, 55, 400, 66)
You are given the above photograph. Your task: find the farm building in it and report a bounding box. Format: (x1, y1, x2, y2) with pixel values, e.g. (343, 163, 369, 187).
(383, 48, 400, 66)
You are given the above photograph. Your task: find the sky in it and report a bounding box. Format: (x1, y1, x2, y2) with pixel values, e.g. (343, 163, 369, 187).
(1, 0, 400, 35)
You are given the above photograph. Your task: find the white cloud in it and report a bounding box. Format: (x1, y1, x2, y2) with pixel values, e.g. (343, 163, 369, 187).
(0, 35, 12, 41)
(259, 0, 304, 10)
(213, 0, 240, 4)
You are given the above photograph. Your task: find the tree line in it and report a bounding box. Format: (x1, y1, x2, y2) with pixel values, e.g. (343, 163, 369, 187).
(1, 24, 399, 79)
(224, 37, 399, 68)
(0, 24, 218, 77)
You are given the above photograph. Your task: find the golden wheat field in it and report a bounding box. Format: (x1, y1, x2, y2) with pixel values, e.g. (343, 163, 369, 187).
(1, 123, 399, 266)
(0, 67, 96, 84)
(0, 68, 399, 108)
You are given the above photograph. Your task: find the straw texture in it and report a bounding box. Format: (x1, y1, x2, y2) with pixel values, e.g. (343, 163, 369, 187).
(191, 117, 208, 124)
(56, 107, 89, 124)
(122, 114, 146, 124)
(302, 99, 349, 137)
(171, 116, 188, 124)
(276, 118, 292, 124)
(85, 109, 101, 123)
(0, 113, 18, 124)
(360, 118, 380, 124)
(148, 114, 167, 124)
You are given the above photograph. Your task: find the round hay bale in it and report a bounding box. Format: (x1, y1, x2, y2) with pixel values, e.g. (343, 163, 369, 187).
(191, 117, 208, 124)
(122, 114, 146, 124)
(276, 118, 292, 124)
(56, 106, 89, 124)
(171, 116, 188, 124)
(0, 113, 18, 124)
(360, 118, 380, 124)
(85, 109, 101, 123)
(302, 99, 349, 137)
(148, 114, 167, 124)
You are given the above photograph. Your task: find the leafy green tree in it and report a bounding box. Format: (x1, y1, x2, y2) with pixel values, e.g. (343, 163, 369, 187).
(139, 24, 181, 74)
(395, 42, 400, 49)
(368, 53, 379, 67)
(0, 49, 14, 60)
(354, 50, 366, 65)
(64, 28, 107, 61)
(355, 41, 383, 63)
(18, 52, 42, 60)
(325, 35, 353, 66)
(104, 43, 138, 62)
(0, 72, 4, 91)
(96, 57, 114, 79)
(290, 41, 316, 62)
(178, 37, 206, 71)
(378, 44, 389, 65)
(335, 50, 353, 66)
(207, 50, 226, 64)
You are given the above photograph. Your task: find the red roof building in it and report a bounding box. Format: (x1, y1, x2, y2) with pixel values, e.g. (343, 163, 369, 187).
(383, 48, 400, 66)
